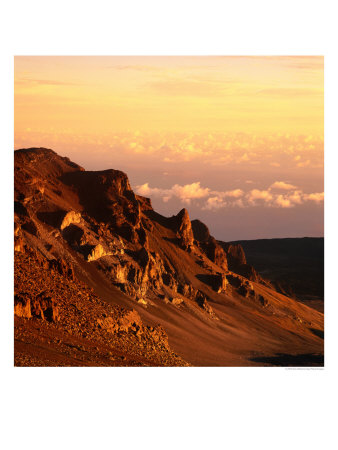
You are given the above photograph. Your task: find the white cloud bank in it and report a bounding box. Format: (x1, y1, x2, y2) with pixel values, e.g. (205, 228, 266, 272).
(136, 182, 210, 205)
(269, 181, 297, 190)
(135, 180, 324, 211)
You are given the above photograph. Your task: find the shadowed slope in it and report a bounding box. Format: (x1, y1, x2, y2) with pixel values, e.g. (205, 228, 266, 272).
(232, 238, 324, 312)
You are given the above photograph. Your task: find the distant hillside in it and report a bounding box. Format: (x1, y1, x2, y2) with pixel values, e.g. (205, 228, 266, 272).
(229, 237, 324, 312)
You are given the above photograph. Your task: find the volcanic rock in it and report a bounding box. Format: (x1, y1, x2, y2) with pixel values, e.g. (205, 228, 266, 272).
(170, 297, 184, 306)
(87, 243, 110, 262)
(14, 294, 32, 318)
(192, 219, 228, 270)
(14, 236, 25, 253)
(171, 208, 194, 250)
(219, 241, 259, 281)
(13, 148, 324, 367)
(60, 211, 82, 230)
(31, 294, 59, 322)
(15, 292, 59, 322)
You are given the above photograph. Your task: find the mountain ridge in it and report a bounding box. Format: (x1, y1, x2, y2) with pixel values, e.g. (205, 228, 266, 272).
(14, 147, 324, 366)
(231, 237, 324, 312)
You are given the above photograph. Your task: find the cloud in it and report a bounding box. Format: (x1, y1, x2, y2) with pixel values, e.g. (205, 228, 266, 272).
(171, 182, 210, 202)
(222, 189, 244, 198)
(135, 181, 324, 211)
(269, 181, 297, 190)
(94, 132, 323, 168)
(135, 181, 210, 204)
(239, 153, 250, 162)
(135, 183, 169, 198)
(247, 189, 273, 205)
(274, 195, 293, 208)
(272, 190, 324, 208)
(233, 198, 245, 208)
(304, 192, 324, 203)
(203, 196, 227, 210)
(202, 189, 244, 210)
(297, 159, 311, 167)
(287, 190, 303, 205)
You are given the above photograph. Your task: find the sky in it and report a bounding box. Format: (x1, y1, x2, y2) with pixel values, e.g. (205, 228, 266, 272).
(14, 56, 324, 241)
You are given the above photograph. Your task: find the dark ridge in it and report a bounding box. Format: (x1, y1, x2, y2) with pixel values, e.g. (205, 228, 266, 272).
(231, 237, 324, 307)
(15, 147, 56, 154)
(14, 147, 85, 172)
(191, 219, 211, 243)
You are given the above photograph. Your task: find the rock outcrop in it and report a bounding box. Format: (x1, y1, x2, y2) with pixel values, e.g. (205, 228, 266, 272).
(14, 293, 32, 318)
(60, 211, 82, 230)
(136, 195, 153, 212)
(13, 147, 324, 367)
(14, 292, 59, 322)
(49, 257, 75, 280)
(171, 208, 194, 251)
(219, 241, 259, 281)
(14, 249, 188, 366)
(87, 244, 111, 262)
(192, 219, 228, 270)
(225, 243, 247, 266)
(13, 148, 264, 313)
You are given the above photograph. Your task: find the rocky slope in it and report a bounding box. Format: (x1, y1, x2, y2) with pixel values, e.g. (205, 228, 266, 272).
(15, 249, 186, 366)
(14, 148, 324, 366)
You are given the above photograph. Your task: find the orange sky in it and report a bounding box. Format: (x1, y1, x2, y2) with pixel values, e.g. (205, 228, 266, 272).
(15, 56, 323, 137)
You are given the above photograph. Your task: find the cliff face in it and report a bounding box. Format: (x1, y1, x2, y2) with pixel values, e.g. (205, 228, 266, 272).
(14, 148, 223, 321)
(14, 148, 324, 367)
(190, 218, 257, 278)
(191, 219, 228, 271)
(171, 208, 195, 251)
(218, 240, 261, 282)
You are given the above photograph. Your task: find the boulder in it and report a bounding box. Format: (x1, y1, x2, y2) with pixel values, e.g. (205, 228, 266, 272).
(213, 273, 228, 293)
(198, 273, 228, 293)
(14, 236, 25, 253)
(87, 243, 110, 262)
(118, 309, 143, 331)
(15, 292, 59, 322)
(60, 211, 82, 230)
(49, 257, 74, 280)
(61, 223, 84, 246)
(14, 294, 31, 318)
(170, 297, 184, 306)
(31, 294, 59, 322)
(149, 325, 170, 350)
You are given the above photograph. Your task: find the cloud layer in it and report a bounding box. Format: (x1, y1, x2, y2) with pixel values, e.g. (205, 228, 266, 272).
(135, 180, 324, 211)
(136, 182, 210, 205)
(15, 130, 324, 172)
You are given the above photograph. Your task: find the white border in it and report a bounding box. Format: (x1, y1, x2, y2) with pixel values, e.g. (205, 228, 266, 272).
(1, 1, 337, 449)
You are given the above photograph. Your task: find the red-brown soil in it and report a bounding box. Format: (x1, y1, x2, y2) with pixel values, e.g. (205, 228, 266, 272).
(14, 250, 187, 366)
